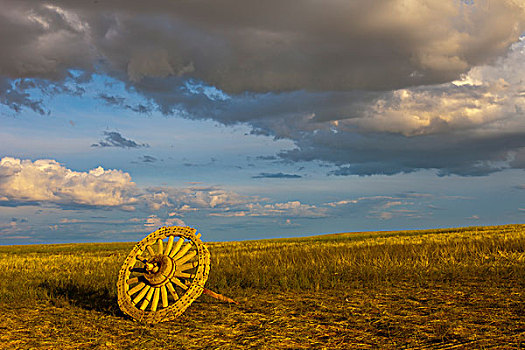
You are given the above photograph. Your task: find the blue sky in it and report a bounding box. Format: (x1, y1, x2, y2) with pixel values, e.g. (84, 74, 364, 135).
(0, 0, 524, 244)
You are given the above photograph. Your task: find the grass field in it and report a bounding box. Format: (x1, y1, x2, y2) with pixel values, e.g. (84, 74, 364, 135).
(0, 224, 524, 349)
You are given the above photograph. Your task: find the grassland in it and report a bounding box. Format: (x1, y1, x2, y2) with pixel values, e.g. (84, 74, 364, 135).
(0, 224, 524, 349)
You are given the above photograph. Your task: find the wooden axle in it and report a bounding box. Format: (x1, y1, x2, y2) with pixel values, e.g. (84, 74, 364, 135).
(202, 288, 238, 304)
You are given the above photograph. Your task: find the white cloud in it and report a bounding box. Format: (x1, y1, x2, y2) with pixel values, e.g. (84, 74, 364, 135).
(144, 215, 185, 228)
(372, 208, 421, 221)
(0, 220, 19, 235)
(59, 218, 83, 224)
(324, 195, 424, 221)
(324, 196, 398, 208)
(342, 39, 525, 137)
(0, 157, 330, 220)
(378, 212, 394, 220)
(0, 157, 139, 208)
(382, 201, 404, 209)
(168, 205, 198, 217)
(146, 186, 253, 211)
(325, 199, 359, 208)
(148, 191, 171, 211)
(210, 200, 328, 218)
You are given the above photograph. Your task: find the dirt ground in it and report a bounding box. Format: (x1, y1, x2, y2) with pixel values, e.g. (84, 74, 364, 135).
(1, 282, 523, 349)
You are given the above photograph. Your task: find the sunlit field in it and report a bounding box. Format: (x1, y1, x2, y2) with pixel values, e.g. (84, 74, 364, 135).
(1, 224, 524, 349)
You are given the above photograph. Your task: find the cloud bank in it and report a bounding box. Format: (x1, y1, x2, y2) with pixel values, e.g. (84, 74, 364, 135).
(252, 172, 302, 179)
(0, 0, 524, 176)
(0, 157, 328, 219)
(1, 0, 523, 91)
(0, 157, 139, 208)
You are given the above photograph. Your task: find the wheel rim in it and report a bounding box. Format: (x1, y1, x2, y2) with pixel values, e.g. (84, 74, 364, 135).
(117, 226, 210, 324)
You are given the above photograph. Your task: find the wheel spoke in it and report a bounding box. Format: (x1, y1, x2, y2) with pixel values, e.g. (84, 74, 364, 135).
(164, 235, 175, 256)
(127, 277, 139, 285)
(172, 242, 192, 261)
(157, 239, 164, 255)
(161, 285, 169, 307)
(150, 288, 160, 312)
(171, 277, 189, 290)
(174, 271, 192, 279)
(132, 285, 150, 304)
(166, 281, 179, 300)
(176, 262, 198, 272)
(128, 282, 145, 295)
(140, 286, 156, 310)
(175, 250, 196, 265)
(168, 237, 184, 258)
(146, 245, 155, 256)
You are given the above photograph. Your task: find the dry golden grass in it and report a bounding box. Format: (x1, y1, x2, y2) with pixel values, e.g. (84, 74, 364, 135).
(0, 224, 523, 349)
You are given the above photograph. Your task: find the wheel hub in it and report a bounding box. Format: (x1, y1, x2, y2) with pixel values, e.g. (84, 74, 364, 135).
(143, 255, 175, 287)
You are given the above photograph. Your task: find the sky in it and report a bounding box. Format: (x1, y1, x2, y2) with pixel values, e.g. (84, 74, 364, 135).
(0, 0, 524, 244)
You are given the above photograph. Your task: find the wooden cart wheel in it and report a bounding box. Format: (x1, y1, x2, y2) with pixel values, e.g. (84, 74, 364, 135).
(117, 226, 210, 324)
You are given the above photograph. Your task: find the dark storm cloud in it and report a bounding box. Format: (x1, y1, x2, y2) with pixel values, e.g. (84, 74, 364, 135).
(140, 155, 157, 163)
(98, 93, 125, 106)
(510, 148, 525, 169)
(98, 93, 154, 114)
(255, 156, 278, 161)
(290, 130, 525, 176)
(1, 0, 523, 91)
(0, 0, 524, 176)
(252, 172, 302, 179)
(127, 103, 152, 114)
(0, 77, 47, 115)
(92, 131, 149, 148)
